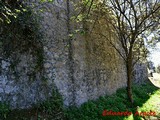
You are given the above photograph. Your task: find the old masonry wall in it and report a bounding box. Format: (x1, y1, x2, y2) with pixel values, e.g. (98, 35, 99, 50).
(0, 0, 145, 109)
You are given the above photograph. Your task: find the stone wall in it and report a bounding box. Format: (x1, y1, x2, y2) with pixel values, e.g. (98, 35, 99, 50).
(71, 17, 127, 105)
(0, 53, 48, 108)
(0, 0, 128, 108)
(133, 62, 148, 84)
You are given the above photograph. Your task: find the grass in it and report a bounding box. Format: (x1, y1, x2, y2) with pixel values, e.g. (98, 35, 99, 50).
(0, 88, 66, 120)
(65, 80, 160, 120)
(0, 80, 159, 120)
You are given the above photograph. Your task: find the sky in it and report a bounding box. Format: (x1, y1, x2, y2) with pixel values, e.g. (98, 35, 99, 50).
(148, 42, 160, 67)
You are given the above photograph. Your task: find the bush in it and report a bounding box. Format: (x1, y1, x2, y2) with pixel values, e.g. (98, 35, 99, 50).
(37, 88, 65, 119)
(0, 102, 10, 119)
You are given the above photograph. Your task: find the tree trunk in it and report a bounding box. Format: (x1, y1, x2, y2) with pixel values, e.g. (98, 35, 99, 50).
(126, 51, 134, 104)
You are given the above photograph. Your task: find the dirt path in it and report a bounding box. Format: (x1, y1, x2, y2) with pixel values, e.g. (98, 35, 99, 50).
(149, 73, 160, 88)
(147, 73, 160, 119)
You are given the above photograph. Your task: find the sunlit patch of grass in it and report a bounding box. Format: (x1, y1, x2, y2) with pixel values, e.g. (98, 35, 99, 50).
(123, 114, 133, 120)
(137, 90, 160, 119)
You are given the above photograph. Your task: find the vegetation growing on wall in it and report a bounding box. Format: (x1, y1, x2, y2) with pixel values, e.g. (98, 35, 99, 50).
(0, 88, 65, 120)
(0, 2, 66, 119)
(0, 1, 44, 79)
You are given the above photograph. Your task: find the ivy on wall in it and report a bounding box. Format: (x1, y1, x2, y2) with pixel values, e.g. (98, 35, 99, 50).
(0, 1, 44, 79)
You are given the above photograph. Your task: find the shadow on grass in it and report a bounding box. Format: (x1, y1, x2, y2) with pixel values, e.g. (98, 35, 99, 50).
(2, 80, 159, 120)
(65, 79, 159, 120)
(125, 80, 159, 120)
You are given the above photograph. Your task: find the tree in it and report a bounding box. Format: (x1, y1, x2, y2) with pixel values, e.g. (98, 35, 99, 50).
(105, 0, 160, 104)
(0, 0, 54, 24)
(75, 0, 160, 104)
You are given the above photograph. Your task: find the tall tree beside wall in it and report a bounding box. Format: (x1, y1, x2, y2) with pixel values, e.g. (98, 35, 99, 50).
(106, 0, 160, 104)
(73, 0, 160, 104)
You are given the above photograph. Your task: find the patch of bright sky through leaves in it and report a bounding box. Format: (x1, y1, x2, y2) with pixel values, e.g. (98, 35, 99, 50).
(148, 42, 160, 67)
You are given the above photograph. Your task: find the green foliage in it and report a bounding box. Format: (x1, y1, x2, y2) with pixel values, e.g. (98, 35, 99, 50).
(0, 102, 10, 119)
(2, 88, 65, 120)
(0, 0, 22, 23)
(65, 81, 159, 120)
(37, 88, 65, 119)
(1, 81, 159, 120)
(0, 6, 43, 56)
(0, 0, 55, 23)
(0, 2, 44, 81)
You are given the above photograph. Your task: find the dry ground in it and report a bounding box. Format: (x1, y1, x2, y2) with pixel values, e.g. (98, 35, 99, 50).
(149, 73, 160, 88)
